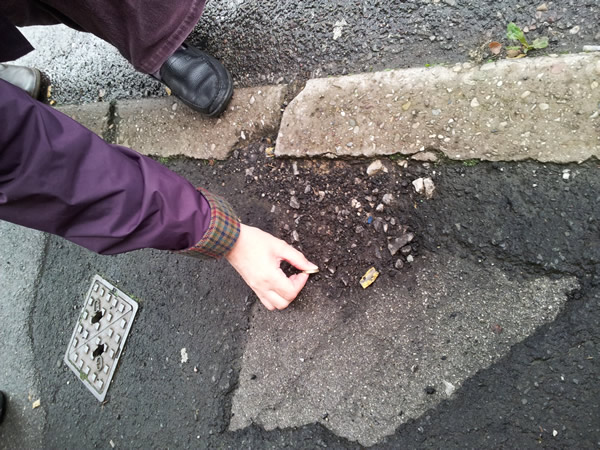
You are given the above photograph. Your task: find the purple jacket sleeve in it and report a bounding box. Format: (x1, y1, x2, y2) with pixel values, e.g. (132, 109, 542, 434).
(0, 80, 239, 257)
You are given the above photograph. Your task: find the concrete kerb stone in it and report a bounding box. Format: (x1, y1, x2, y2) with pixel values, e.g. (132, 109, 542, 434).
(275, 53, 600, 163)
(56, 102, 111, 138)
(57, 85, 287, 160)
(115, 85, 286, 160)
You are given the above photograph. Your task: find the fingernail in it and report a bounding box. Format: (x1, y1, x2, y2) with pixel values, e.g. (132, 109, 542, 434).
(308, 262, 318, 269)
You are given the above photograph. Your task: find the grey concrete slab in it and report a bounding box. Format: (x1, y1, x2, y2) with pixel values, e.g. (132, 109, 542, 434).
(115, 86, 286, 159)
(56, 102, 110, 138)
(0, 223, 48, 449)
(276, 54, 600, 163)
(229, 253, 578, 446)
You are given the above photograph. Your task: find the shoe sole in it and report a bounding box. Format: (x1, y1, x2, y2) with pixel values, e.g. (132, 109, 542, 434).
(31, 68, 42, 100)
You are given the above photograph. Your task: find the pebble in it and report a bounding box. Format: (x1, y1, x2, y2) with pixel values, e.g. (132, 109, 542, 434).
(407, 255, 414, 263)
(304, 185, 312, 194)
(553, 430, 558, 437)
(570, 25, 580, 35)
(470, 98, 480, 108)
(382, 193, 394, 205)
(373, 218, 383, 231)
(292, 230, 299, 242)
(292, 162, 300, 176)
(351, 199, 362, 209)
(537, 3, 548, 11)
(388, 233, 415, 256)
(395, 259, 404, 269)
(411, 152, 438, 162)
(401, 245, 412, 255)
(432, 109, 441, 116)
(366, 160, 387, 176)
(443, 380, 456, 396)
(521, 91, 531, 99)
(539, 103, 550, 110)
(249, 95, 256, 105)
(376, 204, 384, 212)
(290, 196, 300, 209)
(412, 177, 436, 199)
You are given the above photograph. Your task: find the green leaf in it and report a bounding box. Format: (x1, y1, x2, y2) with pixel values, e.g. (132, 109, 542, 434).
(532, 36, 549, 49)
(506, 23, 524, 41)
(506, 46, 521, 51)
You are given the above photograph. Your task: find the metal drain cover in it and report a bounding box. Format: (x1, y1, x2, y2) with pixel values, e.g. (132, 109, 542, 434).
(64, 275, 138, 401)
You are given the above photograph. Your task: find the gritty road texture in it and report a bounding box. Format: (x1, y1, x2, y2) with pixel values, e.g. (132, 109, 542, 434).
(4, 146, 597, 448)
(12, 0, 600, 104)
(0, 223, 47, 449)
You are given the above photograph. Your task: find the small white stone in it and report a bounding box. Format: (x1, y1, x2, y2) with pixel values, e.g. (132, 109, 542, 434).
(180, 348, 189, 364)
(249, 95, 256, 105)
(366, 160, 387, 176)
(443, 380, 456, 396)
(521, 91, 531, 99)
(553, 430, 558, 437)
(412, 177, 436, 199)
(569, 25, 580, 34)
(406, 255, 414, 263)
(539, 103, 550, 110)
(470, 98, 480, 107)
(563, 172, 570, 180)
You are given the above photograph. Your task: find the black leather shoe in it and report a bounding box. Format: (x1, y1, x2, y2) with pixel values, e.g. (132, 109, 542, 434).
(0, 390, 6, 425)
(0, 64, 41, 99)
(159, 43, 233, 117)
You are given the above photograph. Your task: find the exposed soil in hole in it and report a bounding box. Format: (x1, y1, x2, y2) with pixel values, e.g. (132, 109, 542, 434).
(191, 139, 437, 298)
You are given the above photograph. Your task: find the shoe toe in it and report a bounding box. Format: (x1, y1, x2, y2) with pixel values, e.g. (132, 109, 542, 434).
(160, 45, 233, 116)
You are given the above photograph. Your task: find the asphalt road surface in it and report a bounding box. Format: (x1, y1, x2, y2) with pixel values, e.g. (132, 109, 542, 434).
(2, 0, 599, 448)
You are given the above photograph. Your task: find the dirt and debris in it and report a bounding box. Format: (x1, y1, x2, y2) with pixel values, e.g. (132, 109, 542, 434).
(229, 140, 432, 296)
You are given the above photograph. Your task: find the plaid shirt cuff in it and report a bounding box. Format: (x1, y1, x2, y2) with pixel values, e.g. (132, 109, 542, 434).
(179, 188, 241, 260)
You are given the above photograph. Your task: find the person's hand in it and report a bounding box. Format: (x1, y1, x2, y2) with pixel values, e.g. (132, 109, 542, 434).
(225, 224, 318, 310)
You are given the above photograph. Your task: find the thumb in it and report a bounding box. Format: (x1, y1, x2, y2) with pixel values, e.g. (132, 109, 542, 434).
(279, 242, 318, 271)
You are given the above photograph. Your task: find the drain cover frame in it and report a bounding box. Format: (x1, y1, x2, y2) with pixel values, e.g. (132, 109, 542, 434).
(64, 275, 138, 401)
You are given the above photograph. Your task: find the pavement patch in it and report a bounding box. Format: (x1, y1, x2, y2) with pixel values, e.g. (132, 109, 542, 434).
(276, 53, 600, 163)
(229, 253, 578, 446)
(114, 85, 286, 159)
(64, 275, 138, 402)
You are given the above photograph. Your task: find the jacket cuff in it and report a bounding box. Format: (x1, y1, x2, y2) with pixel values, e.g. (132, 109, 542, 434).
(179, 188, 241, 259)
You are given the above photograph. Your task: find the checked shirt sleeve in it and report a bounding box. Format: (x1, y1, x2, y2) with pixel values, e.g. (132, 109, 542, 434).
(179, 188, 241, 259)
